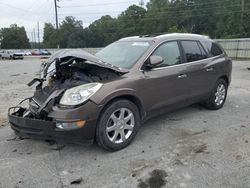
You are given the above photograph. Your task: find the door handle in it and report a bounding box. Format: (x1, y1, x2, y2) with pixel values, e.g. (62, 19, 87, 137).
(206, 68, 214, 72)
(178, 74, 187, 79)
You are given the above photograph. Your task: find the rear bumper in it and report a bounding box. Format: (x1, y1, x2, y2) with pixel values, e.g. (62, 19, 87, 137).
(8, 105, 99, 144)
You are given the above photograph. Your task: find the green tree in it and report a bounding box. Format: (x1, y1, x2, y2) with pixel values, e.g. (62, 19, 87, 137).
(0, 24, 30, 49)
(87, 15, 119, 47)
(117, 5, 147, 37)
(213, 0, 244, 38)
(59, 16, 85, 48)
(143, 0, 171, 34)
(43, 23, 57, 48)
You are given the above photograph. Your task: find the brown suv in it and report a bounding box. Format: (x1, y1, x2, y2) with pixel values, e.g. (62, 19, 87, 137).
(8, 33, 232, 151)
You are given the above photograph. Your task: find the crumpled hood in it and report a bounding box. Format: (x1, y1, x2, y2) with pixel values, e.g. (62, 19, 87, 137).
(46, 49, 129, 73)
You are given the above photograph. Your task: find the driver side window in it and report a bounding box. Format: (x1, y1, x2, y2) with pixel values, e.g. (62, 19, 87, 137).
(152, 41, 181, 68)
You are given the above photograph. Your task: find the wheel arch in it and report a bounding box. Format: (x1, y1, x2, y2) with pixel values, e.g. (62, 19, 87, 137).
(99, 94, 146, 122)
(218, 75, 229, 86)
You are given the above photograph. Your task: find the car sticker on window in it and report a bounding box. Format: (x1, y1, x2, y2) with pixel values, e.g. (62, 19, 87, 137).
(132, 42, 149, 46)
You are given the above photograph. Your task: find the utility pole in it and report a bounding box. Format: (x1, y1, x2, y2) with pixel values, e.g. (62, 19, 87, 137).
(33, 29, 36, 48)
(54, 0, 59, 48)
(241, 0, 245, 32)
(31, 33, 34, 49)
(37, 22, 40, 49)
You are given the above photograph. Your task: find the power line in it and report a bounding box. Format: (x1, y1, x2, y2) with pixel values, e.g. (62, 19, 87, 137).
(57, 3, 245, 17)
(57, 7, 249, 22)
(0, 2, 44, 15)
(59, 0, 239, 9)
(41, 8, 250, 39)
(60, 0, 139, 8)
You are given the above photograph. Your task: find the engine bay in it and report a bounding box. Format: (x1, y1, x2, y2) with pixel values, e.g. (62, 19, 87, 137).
(28, 57, 122, 119)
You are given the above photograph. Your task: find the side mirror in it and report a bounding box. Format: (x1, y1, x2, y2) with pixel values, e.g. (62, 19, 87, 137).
(148, 56, 164, 67)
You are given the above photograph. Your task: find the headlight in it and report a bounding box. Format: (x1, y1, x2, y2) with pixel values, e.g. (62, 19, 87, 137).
(59, 83, 103, 106)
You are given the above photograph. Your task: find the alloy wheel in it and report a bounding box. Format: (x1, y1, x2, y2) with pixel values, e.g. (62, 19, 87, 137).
(106, 108, 135, 144)
(214, 83, 226, 106)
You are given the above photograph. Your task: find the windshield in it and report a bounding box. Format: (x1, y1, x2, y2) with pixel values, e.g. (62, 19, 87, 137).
(96, 41, 152, 69)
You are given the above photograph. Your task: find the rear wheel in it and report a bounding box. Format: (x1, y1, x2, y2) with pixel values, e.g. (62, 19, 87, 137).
(96, 99, 141, 151)
(204, 79, 228, 110)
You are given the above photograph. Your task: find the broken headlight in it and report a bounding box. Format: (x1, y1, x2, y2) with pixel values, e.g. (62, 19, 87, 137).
(59, 83, 103, 106)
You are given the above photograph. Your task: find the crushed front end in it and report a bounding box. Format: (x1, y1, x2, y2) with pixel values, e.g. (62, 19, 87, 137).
(8, 49, 125, 144)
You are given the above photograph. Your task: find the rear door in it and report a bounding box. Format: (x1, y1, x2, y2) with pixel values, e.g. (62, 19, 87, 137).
(139, 41, 191, 114)
(179, 40, 216, 102)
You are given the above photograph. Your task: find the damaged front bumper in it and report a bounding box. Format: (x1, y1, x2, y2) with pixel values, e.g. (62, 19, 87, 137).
(8, 99, 101, 144)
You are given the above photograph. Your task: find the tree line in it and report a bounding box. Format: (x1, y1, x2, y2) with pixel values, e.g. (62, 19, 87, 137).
(43, 0, 250, 48)
(1, 0, 250, 49)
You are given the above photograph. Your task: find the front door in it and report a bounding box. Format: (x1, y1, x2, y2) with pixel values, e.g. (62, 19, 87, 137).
(138, 41, 191, 115)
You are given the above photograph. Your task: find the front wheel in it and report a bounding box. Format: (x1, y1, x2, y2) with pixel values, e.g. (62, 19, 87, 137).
(96, 100, 141, 151)
(204, 79, 228, 110)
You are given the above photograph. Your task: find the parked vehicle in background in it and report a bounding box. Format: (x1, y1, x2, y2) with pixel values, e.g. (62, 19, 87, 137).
(24, 51, 32, 56)
(18, 50, 32, 56)
(0, 50, 4, 58)
(31, 49, 42, 56)
(31, 49, 51, 56)
(1, 50, 23, 60)
(8, 33, 232, 151)
(40, 49, 51, 55)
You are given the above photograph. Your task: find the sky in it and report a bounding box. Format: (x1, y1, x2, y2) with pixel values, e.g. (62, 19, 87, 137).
(0, 0, 149, 42)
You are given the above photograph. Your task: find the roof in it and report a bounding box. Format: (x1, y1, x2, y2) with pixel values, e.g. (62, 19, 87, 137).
(119, 33, 210, 42)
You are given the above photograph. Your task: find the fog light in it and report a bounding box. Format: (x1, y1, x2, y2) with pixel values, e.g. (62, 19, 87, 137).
(56, 120, 86, 130)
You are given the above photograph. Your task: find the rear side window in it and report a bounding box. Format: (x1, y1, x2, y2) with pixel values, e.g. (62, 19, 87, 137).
(204, 41, 224, 56)
(211, 43, 223, 56)
(181, 41, 208, 62)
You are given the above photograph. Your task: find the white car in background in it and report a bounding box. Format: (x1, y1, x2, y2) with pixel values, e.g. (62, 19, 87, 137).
(1, 50, 24, 60)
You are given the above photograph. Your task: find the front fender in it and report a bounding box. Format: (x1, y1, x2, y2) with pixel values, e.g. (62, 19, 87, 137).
(91, 88, 138, 106)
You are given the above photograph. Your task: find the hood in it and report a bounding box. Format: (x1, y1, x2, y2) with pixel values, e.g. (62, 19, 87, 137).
(46, 49, 129, 73)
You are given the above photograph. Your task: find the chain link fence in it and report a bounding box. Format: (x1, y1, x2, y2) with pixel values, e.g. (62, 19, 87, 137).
(216, 38, 250, 59)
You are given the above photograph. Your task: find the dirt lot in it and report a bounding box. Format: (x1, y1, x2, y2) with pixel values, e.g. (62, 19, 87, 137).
(0, 58, 249, 188)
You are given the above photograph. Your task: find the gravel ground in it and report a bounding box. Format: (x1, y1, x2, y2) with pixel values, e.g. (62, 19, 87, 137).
(0, 58, 249, 188)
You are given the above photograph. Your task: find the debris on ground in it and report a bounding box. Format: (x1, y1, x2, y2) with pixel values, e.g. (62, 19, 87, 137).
(70, 177, 83, 185)
(192, 130, 207, 136)
(6, 136, 26, 142)
(45, 140, 56, 146)
(193, 144, 207, 153)
(0, 118, 8, 127)
(50, 144, 65, 151)
(10, 74, 20, 77)
(173, 159, 185, 166)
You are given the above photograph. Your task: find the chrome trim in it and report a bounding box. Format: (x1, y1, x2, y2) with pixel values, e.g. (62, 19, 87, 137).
(143, 55, 222, 72)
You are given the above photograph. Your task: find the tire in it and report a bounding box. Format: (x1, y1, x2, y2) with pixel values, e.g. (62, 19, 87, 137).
(204, 78, 228, 110)
(96, 99, 141, 151)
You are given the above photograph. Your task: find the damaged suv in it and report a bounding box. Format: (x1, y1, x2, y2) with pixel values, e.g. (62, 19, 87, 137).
(8, 33, 232, 151)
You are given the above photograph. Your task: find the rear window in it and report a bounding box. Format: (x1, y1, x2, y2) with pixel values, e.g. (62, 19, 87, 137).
(204, 41, 224, 56)
(181, 41, 208, 62)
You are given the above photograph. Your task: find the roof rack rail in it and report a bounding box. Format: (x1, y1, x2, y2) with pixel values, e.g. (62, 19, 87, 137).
(139, 32, 169, 38)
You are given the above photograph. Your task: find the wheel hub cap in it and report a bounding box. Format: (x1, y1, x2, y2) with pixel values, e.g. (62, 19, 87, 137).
(106, 108, 135, 144)
(214, 83, 226, 106)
